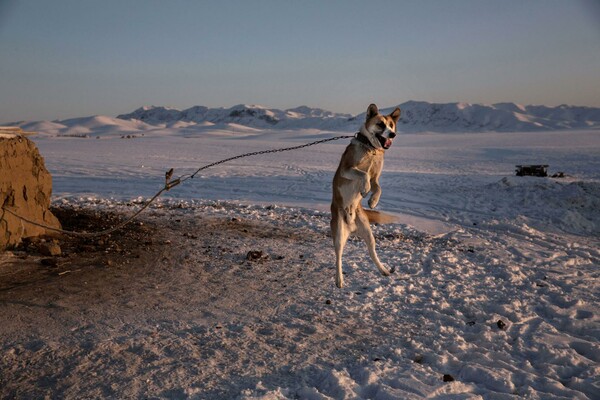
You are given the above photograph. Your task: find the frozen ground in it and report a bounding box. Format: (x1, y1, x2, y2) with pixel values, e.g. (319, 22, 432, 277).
(1, 128, 599, 398)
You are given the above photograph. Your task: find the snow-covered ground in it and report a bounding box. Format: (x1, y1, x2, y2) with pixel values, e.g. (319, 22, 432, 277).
(7, 127, 600, 398)
(35, 128, 600, 235)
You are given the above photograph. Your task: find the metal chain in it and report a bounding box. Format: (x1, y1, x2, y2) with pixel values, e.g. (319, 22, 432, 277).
(1, 134, 354, 237)
(180, 134, 354, 183)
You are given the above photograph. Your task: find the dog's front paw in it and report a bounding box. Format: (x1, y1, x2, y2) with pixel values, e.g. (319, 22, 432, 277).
(368, 196, 379, 209)
(360, 181, 371, 198)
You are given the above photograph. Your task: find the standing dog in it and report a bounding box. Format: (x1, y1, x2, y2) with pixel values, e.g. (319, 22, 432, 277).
(331, 103, 400, 288)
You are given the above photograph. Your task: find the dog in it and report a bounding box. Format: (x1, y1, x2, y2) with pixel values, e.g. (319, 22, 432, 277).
(331, 103, 401, 288)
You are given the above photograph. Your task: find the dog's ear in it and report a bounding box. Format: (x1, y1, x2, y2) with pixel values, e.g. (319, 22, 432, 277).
(389, 107, 401, 123)
(366, 104, 379, 121)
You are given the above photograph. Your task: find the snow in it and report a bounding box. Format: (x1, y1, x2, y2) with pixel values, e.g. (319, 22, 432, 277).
(6, 119, 600, 398)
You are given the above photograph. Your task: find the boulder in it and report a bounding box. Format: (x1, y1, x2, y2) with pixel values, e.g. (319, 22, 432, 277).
(0, 131, 61, 250)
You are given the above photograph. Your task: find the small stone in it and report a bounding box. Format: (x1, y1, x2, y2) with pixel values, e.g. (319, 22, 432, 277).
(246, 250, 266, 261)
(413, 354, 424, 364)
(39, 242, 61, 256)
(40, 258, 59, 268)
(497, 320, 507, 330)
(443, 374, 455, 382)
(325, 299, 332, 305)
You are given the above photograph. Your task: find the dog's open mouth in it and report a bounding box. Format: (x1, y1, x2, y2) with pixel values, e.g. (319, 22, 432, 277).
(377, 135, 393, 149)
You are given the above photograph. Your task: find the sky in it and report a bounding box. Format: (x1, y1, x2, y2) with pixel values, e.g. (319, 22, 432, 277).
(1, 0, 599, 122)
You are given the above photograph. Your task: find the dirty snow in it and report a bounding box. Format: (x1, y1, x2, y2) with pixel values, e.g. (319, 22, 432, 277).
(1, 127, 599, 399)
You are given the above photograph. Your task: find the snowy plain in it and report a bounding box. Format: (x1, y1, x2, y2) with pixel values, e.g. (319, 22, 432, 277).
(4, 114, 600, 398)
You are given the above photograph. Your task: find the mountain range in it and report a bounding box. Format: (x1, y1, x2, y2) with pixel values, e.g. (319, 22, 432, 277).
(11, 101, 600, 135)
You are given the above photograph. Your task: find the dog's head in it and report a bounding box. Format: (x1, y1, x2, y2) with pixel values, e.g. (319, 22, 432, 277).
(361, 103, 401, 150)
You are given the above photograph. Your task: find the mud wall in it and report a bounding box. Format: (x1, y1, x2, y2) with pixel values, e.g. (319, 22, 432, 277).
(0, 133, 61, 249)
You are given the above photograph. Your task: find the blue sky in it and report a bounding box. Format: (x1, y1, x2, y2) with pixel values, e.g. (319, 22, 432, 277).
(1, 0, 599, 122)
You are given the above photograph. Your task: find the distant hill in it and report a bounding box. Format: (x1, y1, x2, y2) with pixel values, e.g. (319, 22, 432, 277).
(383, 101, 600, 132)
(116, 104, 354, 131)
(117, 102, 600, 132)
(8, 101, 600, 135)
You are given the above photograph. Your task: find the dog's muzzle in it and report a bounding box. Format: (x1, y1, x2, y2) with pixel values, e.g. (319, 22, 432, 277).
(377, 131, 396, 149)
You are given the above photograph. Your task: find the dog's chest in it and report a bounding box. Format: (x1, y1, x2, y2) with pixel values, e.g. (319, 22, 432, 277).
(357, 150, 383, 176)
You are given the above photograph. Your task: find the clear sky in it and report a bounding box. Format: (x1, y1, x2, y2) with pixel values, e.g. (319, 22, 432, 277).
(1, 0, 599, 122)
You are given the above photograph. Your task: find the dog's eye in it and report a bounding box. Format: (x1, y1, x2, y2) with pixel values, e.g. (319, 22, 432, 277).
(377, 122, 386, 129)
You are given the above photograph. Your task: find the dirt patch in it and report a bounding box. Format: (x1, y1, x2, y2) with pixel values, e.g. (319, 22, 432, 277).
(0, 206, 166, 293)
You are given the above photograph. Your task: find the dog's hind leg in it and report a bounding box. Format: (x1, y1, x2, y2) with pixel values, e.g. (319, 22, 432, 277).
(356, 210, 394, 277)
(331, 215, 350, 288)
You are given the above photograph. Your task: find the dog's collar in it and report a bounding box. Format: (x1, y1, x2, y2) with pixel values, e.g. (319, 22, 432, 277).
(354, 132, 377, 150)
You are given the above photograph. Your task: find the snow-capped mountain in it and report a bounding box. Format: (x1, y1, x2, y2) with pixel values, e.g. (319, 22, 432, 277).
(7, 101, 600, 136)
(117, 102, 600, 132)
(116, 104, 354, 131)
(386, 101, 600, 132)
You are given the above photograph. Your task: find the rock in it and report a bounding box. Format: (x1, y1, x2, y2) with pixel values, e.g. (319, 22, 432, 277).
(443, 374, 455, 382)
(39, 241, 61, 256)
(413, 354, 424, 364)
(497, 320, 507, 330)
(246, 250, 267, 261)
(1, 133, 61, 250)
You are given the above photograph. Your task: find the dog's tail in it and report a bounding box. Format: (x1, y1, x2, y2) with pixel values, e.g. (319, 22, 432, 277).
(363, 209, 399, 225)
